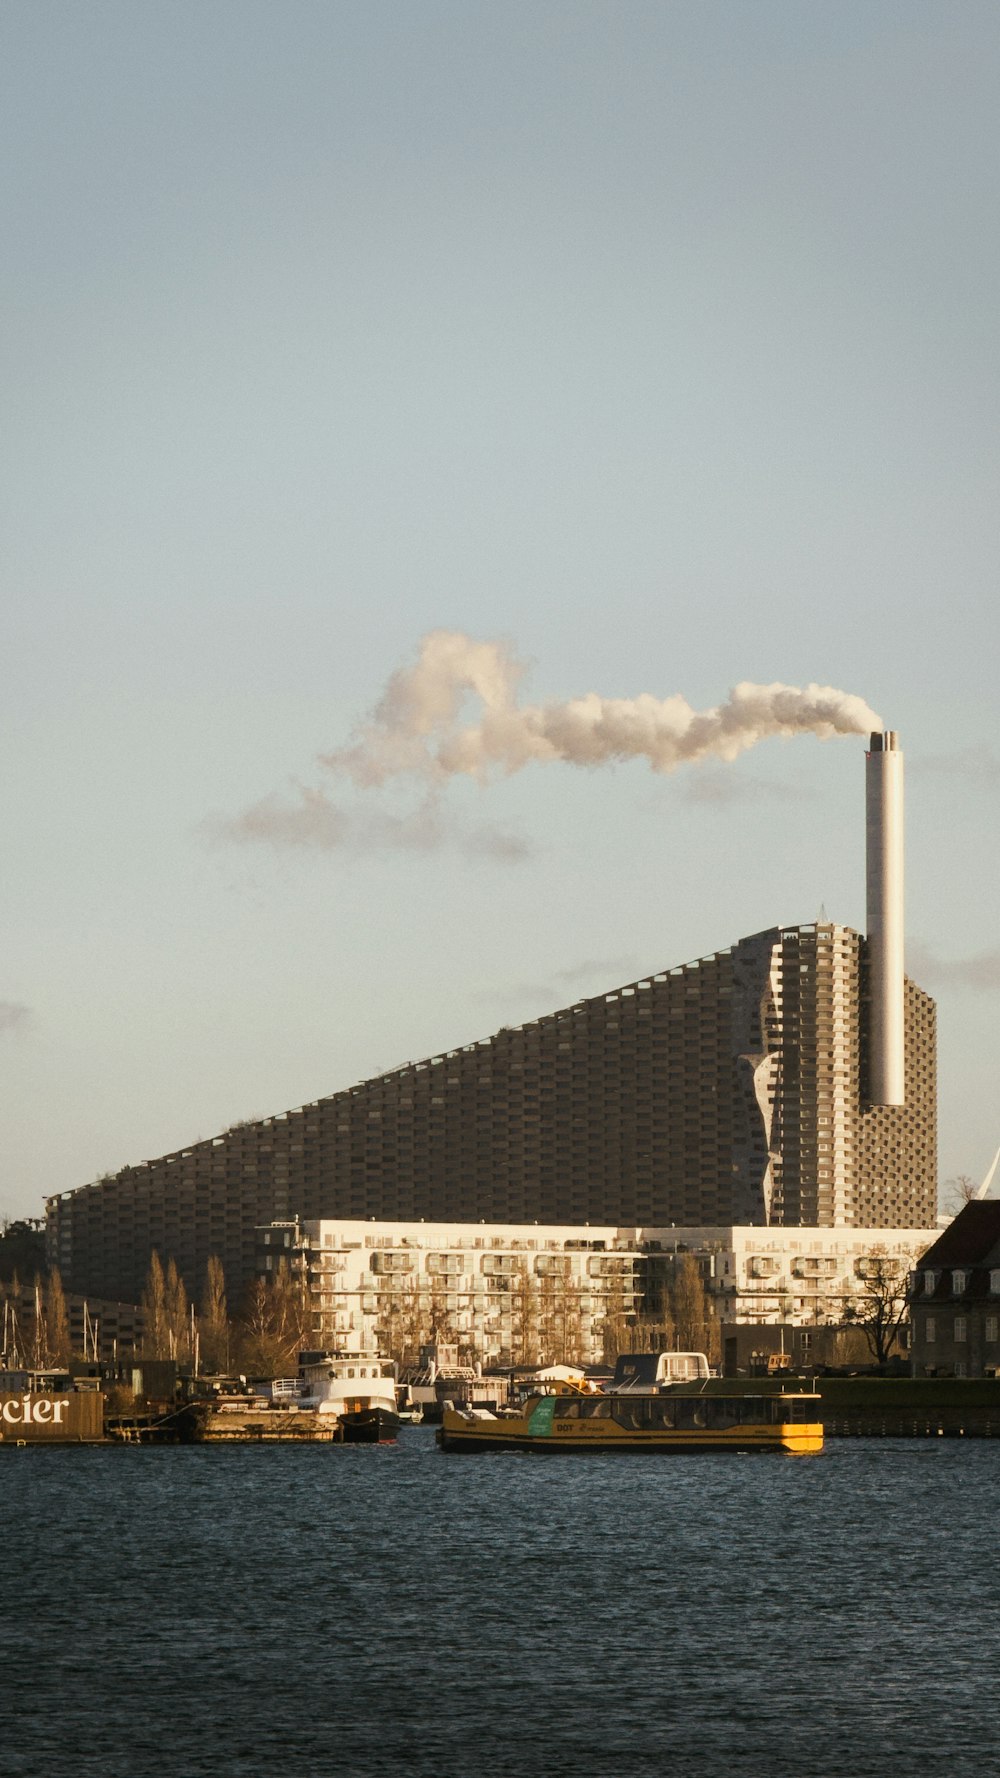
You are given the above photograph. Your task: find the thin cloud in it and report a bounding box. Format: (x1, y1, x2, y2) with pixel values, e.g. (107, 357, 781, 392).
(0, 1002, 33, 1035)
(553, 955, 642, 986)
(909, 940, 1000, 992)
(910, 745, 1000, 788)
(475, 955, 643, 1006)
(678, 767, 808, 806)
(208, 785, 531, 863)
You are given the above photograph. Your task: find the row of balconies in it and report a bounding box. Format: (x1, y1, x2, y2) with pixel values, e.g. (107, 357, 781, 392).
(365, 1249, 643, 1280)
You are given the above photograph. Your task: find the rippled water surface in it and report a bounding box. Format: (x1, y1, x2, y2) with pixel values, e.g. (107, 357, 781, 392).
(3, 1432, 999, 1776)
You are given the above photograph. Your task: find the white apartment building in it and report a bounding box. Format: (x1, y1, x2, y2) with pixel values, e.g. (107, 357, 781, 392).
(258, 1217, 939, 1366)
(676, 1223, 936, 1325)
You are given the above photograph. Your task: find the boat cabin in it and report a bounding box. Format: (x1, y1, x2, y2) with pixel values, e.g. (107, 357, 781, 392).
(609, 1352, 711, 1392)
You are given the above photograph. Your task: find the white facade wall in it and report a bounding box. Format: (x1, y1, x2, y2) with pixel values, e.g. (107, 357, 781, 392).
(672, 1223, 937, 1326)
(298, 1218, 640, 1366)
(264, 1217, 940, 1361)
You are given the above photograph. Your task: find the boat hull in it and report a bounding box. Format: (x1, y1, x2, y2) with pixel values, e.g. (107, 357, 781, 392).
(439, 1392, 823, 1455)
(438, 1424, 822, 1454)
(339, 1405, 400, 1444)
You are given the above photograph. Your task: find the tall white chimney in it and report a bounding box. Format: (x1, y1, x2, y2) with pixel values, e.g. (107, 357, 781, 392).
(865, 729, 905, 1105)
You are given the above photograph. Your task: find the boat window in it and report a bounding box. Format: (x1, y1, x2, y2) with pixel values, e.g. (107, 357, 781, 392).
(706, 1400, 740, 1430)
(553, 1399, 581, 1420)
(607, 1398, 664, 1429)
(673, 1400, 709, 1429)
(737, 1396, 790, 1424)
(648, 1399, 676, 1428)
(785, 1396, 821, 1423)
(577, 1398, 611, 1418)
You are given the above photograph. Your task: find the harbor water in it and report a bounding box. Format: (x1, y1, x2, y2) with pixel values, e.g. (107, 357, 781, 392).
(3, 1430, 997, 1777)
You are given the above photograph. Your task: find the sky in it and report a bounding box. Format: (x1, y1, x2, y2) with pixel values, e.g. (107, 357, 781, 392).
(3, 1, 998, 1222)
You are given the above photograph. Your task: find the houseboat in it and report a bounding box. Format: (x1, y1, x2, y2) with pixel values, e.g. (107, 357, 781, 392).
(298, 1347, 400, 1443)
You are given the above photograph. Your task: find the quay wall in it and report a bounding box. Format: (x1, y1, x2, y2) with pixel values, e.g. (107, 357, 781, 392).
(699, 1375, 1000, 1437)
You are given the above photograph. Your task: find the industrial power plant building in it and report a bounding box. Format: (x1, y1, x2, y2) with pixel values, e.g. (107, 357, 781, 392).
(46, 731, 936, 1307)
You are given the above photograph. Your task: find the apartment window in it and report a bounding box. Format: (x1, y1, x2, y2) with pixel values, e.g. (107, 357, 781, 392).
(986, 1317, 999, 1344)
(991, 1271, 1000, 1296)
(952, 1270, 968, 1295)
(923, 1270, 936, 1292)
(926, 1318, 936, 1344)
(954, 1316, 967, 1344)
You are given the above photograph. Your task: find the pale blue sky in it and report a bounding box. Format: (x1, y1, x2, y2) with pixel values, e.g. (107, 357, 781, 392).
(3, 2, 998, 1219)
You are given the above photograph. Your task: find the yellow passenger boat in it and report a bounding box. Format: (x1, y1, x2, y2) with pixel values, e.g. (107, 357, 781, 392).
(438, 1382, 823, 1456)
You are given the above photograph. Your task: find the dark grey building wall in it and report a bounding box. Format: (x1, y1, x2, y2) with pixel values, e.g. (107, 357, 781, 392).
(46, 923, 937, 1305)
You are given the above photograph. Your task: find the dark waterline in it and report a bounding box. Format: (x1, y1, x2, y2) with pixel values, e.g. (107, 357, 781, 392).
(3, 1431, 998, 1777)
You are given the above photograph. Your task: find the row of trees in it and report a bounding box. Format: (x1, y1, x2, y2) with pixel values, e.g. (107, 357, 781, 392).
(0, 1267, 72, 1368)
(0, 1244, 914, 1377)
(133, 1249, 725, 1376)
(0, 1254, 312, 1377)
(140, 1253, 312, 1377)
(372, 1252, 723, 1370)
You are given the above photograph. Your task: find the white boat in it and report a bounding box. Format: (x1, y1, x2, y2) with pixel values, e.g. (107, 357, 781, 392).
(297, 1348, 400, 1443)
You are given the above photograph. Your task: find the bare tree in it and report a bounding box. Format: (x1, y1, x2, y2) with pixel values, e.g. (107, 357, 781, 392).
(512, 1260, 542, 1366)
(539, 1273, 585, 1366)
(377, 1273, 423, 1368)
(426, 1275, 456, 1349)
(141, 1251, 170, 1358)
(844, 1248, 912, 1366)
(235, 1279, 278, 1375)
(235, 1259, 310, 1377)
(44, 1267, 71, 1365)
(943, 1174, 980, 1216)
(630, 1309, 677, 1359)
(165, 1259, 190, 1363)
(31, 1274, 47, 1367)
(199, 1255, 230, 1373)
(666, 1254, 721, 1364)
(600, 1274, 636, 1365)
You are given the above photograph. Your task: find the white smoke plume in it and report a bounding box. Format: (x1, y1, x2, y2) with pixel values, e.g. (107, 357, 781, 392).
(219, 630, 881, 855)
(324, 629, 883, 788)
